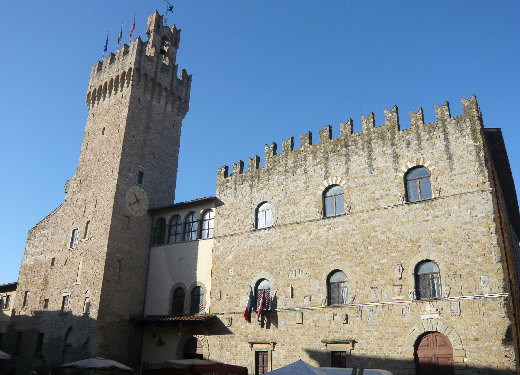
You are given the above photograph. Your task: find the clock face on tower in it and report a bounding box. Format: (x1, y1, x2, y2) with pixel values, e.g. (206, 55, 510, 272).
(125, 185, 149, 216)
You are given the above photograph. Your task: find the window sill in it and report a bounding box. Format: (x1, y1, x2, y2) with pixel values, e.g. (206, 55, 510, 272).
(59, 311, 71, 315)
(404, 197, 436, 204)
(322, 213, 347, 220)
(158, 237, 214, 246)
(415, 297, 443, 302)
(253, 225, 275, 231)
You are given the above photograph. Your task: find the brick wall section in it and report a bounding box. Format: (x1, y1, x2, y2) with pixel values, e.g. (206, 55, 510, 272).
(207, 96, 518, 374)
(4, 11, 190, 374)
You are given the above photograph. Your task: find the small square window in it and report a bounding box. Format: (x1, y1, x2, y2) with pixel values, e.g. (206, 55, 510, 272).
(83, 297, 91, 315)
(83, 221, 90, 239)
(137, 171, 144, 185)
(61, 295, 70, 313)
(35, 333, 44, 354)
(70, 228, 79, 249)
(22, 291, 30, 308)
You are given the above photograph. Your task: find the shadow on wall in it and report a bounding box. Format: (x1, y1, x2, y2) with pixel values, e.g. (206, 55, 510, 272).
(304, 349, 516, 375)
(0, 309, 99, 375)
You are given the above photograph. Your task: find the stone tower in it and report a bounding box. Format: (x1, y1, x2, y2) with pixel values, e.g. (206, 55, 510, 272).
(5, 11, 190, 373)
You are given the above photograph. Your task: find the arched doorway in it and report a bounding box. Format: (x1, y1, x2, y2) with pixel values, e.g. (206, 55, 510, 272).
(415, 331, 454, 375)
(183, 336, 203, 359)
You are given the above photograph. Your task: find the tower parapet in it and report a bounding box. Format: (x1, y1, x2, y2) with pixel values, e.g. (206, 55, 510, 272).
(85, 10, 191, 118)
(217, 95, 482, 184)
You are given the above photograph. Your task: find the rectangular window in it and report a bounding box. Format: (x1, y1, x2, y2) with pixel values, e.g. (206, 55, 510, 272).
(76, 260, 83, 284)
(15, 332, 22, 353)
(83, 297, 91, 315)
(83, 221, 90, 239)
(43, 299, 49, 309)
(5, 295, 10, 309)
(331, 351, 347, 368)
(70, 228, 79, 249)
(35, 333, 44, 354)
(22, 291, 30, 308)
(137, 171, 144, 185)
(255, 351, 269, 375)
(51, 257, 55, 267)
(0, 297, 4, 309)
(61, 295, 70, 312)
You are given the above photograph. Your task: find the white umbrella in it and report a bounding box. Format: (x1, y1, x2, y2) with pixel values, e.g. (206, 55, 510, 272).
(0, 350, 11, 360)
(264, 360, 394, 375)
(264, 360, 329, 375)
(60, 357, 133, 371)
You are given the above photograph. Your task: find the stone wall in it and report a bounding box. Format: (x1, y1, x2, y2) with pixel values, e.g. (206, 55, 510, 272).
(206, 96, 518, 374)
(3, 11, 190, 374)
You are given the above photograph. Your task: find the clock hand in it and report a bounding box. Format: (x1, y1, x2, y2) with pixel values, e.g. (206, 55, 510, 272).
(133, 193, 141, 204)
(129, 199, 140, 206)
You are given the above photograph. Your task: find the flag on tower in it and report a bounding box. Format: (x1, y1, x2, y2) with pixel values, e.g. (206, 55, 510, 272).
(166, 1, 173, 13)
(103, 32, 109, 58)
(129, 15, 136, 41)
(244, 288, 254, 322)
(117, 21, 123, 47)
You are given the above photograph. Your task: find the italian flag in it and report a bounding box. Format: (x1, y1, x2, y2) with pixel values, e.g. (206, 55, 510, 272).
(257, 289, 266, 321)
(244, 288, 254, 322)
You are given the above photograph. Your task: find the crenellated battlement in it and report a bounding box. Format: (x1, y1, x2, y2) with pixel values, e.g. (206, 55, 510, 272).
(217, 95, 482, 181)
(85, 11, 191, 117)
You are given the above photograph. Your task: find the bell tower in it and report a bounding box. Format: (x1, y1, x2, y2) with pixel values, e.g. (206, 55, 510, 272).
(8, 11, 191, 373)
(81, 9, 191, 364)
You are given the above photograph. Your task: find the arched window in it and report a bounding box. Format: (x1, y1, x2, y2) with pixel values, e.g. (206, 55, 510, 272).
(415, 261, 441, 299)
(153, 218, 166, 245)
(190, 286, 204, 314)
(327, 270, 348, 305)
(183, 337, 203, 359)
(200, 210, 215, 239)
(184, 212, 199, 241)
(255, 279, 271, 311)
(324, 185, 345, 217)
(171, 287, 185, 315)
(405, 166, 432, 202)
(168, 215, 182, 243)
(256, 202, 273, 229)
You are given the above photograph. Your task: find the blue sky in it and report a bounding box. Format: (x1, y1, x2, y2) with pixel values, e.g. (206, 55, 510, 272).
(0, 1, 519, 284)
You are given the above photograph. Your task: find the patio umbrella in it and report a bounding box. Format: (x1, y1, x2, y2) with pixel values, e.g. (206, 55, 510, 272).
(264, 360, 329, 375)
(0, 350, 11, 360)
(264, 360, 394, 375)
(61, 357, 133, 371)
(143, 358, 247, 374)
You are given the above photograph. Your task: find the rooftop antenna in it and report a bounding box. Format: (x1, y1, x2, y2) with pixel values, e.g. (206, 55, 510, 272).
(164, 0, 174, 25)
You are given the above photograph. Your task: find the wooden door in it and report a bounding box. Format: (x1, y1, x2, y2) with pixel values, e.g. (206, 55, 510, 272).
(255, 351, 269, 375)
(416, 332, 455, 375)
